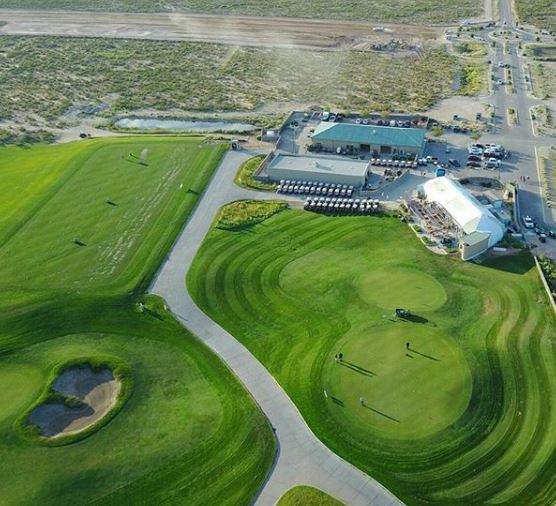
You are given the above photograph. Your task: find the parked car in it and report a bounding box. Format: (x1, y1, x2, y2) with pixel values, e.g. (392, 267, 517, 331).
(522, 215, 534, 229)
(485, 157, 501, 168)
(448, 158, 461, 167)
(467, 160, 481, 168)
(362, 118, 369, 125)
(548, 229, 556, 239)
(468, 155, 482, 162)
(497, 79, 504, 85)
(322, 111, 330, 121)
(539, 234, 547, 243)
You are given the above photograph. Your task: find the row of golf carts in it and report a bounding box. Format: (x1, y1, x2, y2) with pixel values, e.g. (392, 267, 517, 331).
(304, 197, 381, 215)
(370, 159, 419, 169)
(277, 180, 355, 197)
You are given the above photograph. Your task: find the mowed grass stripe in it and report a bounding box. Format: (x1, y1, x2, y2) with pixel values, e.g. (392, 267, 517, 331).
(188, 209, 556, 505)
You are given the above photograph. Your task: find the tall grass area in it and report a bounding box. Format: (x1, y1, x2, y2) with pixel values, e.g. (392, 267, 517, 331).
(459, 63, 489, 95)
(515, 0, 556, 32)
(188, 209, 556, 506)
(531, 63, 556, 99)
(234, 155, 276, 191)
(0, 0, 483, 23)
(216, 200, 287, 230)
(0, 137, 275, 504)
(0, 36, 458, 125)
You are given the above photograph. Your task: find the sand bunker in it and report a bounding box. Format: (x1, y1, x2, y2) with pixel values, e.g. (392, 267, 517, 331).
(28, 366, 121, 438)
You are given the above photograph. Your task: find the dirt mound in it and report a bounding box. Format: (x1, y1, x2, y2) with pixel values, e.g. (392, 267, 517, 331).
(28, 367, 121, 438)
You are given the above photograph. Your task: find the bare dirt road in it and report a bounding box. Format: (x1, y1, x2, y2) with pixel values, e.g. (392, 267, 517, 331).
(0, 9, 442, 50)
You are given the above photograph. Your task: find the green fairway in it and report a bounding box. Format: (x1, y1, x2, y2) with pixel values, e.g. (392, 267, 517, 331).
(0, 138, 275, 504)
(277, 486, 344, 506)
(0, 137, 225, 295)
(188, 209, 556, 505)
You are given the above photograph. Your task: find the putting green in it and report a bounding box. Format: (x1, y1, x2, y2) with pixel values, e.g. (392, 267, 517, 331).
(189, 208, 556, 505)
(326, 324, 472, 439)
(357, 268, 447, 312)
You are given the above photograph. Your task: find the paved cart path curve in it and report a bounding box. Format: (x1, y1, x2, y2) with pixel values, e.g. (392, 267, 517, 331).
(150, 149, 404, 506)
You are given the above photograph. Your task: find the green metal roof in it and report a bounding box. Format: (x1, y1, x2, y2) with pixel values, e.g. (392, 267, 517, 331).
(311, 122, 426, 148)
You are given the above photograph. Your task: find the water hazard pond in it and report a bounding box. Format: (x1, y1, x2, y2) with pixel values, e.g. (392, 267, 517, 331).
(114, 117, 256, 132)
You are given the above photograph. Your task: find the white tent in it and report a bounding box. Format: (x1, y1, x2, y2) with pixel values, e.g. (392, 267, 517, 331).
(422, 177, 505, 249)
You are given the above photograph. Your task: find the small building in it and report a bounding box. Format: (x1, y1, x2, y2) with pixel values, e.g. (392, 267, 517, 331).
(266, 153, 370, 187)
(310, 122, 426, 156)
(421, 177, 505, 260)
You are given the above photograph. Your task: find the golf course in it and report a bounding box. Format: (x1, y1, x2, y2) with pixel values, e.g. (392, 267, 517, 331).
(0, 138, 275, 504)
(188, 207, 556, 505)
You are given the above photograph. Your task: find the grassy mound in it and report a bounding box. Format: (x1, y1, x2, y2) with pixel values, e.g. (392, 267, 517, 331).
(277, 486, 344, 506)
(216, 200, 287, 230)
(0, 138, 275, 504)
(234, 155, 276, 191)
(188, 209, 556, 506)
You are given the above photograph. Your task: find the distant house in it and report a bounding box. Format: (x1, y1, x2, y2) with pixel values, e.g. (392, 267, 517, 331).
(310, 122, 426, 156)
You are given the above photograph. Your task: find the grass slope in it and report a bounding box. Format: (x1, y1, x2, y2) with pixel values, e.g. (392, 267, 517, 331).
(277, 486, 344, 506)
(187, 209, 556, 506)
(0, 0, 482, 23)
(0, 138, 275, 504)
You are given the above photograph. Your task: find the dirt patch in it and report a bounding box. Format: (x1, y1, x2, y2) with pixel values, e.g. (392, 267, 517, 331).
(28, 367, 121, 437)
(425, 95, 488, 122)
(0, 10, 443, 51)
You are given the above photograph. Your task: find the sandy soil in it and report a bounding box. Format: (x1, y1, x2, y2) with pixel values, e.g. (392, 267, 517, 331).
(425, 95, 489, 123)
(28, 367, 121, 437)
(0, 9, 443, 51)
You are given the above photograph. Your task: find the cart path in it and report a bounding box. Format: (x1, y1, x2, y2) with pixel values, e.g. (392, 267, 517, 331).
(150, 149, 404, 506)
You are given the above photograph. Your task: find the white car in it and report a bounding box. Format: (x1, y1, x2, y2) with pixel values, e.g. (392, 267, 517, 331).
(523, 216, 534, 229)
(322, 111, 330, 121)
(484, 158, 501, 168)
(498, 61, 505, 67)
(497, 79, 504, 85)
(468, 147, 483, 156)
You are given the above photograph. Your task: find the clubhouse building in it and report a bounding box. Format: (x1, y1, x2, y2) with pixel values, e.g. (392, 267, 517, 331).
(310, 122, 426, 157)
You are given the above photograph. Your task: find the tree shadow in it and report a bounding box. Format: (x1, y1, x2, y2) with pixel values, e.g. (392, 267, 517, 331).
(363, 405, 400, 423)
(339, 361, 375, 377)
(479, 252, 534, 275)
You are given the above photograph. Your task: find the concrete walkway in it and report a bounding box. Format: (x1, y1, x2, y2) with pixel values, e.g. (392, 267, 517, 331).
(150, 149, 404, 506)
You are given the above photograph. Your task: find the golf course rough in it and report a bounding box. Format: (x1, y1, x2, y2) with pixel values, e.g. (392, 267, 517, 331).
(188, 208, 556, 506)
(0, 139, 275, 504)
